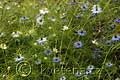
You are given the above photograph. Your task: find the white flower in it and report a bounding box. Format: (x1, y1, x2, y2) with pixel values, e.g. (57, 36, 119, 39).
(37, 37, 47, 44)
(0, 43, 7, 49)
(81, 2, 89, 10)
(0, 6, 3, 9)
(91, 5, 102, 14)
(115, 78, 120, 80)
(0, 32, 5, 37)
(75, 71, 82, 77)
(92, 39, 98, 45)
(62, 25, 69, 31)
(36, 16, 44, 26)
(87, 65, 95, 71)
(11, 31, 22, 38)
(15, 54, 24, 62)
(6, 6, 11, 10)
(85, 70, 92, 75)
(2, 74, 6, 78)
(39, 8, 49, 15)
(60, 76, 66, 80)
(7, 66, 11, 71)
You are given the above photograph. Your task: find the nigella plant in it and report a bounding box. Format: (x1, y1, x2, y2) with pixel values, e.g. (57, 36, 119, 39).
(114, 18, 120, 23)
(60, 76, 66, 80)
(20, 17, 29, 21)
(36, 37, 47, 45)
(85, 70, 92, 75)
(91, 5, 102, 14)
(53, 57, 61, 63)
(87, 65, 95, 71)
(15, 54, 24, 62)
(77, 30, 86, 36)
(1, 0, 120, 79)
(111, 35, 120, 42)
(11, 31, 22, 38)
(74, 41, 83, 48)
(36, 15, 44, 26)
(75, 71, 82, 77)
(62, 25, 69, 31)
(105, 62, 113, 67)
(81, 1, 89, 10)
(39, 8, 49, 15)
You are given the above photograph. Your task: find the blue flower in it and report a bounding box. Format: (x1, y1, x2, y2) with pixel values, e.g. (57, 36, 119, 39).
(93, 0, 99, 2)
(20, 17, 29, 21)
(53, 57, 61, 63)
(0, 32, 5, 37)
(114, 18, 120, 23)
(105, 62, 113, 67)
(77, 30, 86, 36)
(117, 35, 120, 39)
(111, 35, 120, 41)
(74, 41, 83, 48)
